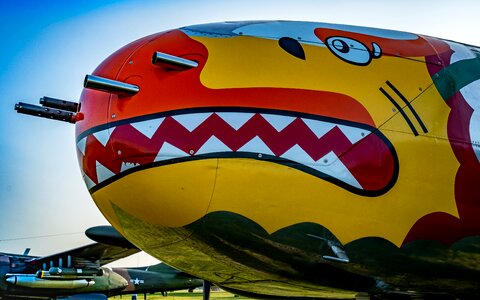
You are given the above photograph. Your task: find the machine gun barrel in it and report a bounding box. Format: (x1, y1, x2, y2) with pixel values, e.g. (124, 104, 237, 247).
(14, 102, 76, 123)
(84, 74, 139, 95)
(40, 96, 78, 112)
(152, 51, 198, 69)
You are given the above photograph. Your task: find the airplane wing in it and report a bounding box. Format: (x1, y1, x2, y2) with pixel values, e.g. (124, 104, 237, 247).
(28, 227, 139, 270)
(29, 242, 139, 270)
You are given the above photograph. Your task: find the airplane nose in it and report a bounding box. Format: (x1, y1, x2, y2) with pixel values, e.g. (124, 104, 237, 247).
(75, 29, 212, 244)
(6, 276, 16, 285)
(105, 268, 129, 290)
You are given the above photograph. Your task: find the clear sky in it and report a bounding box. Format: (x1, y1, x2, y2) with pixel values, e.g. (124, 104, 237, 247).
(1, 0, 479, 267)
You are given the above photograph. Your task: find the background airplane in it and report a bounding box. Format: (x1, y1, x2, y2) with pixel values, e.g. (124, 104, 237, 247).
(0, 226, 202, 299)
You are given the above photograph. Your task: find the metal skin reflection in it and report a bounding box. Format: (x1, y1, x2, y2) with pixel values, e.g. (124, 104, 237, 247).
(74, 21, 480, 299)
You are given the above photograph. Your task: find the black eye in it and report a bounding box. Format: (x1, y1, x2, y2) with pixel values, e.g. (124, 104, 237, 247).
(278, 37, 305, 60)
(331, 39, 350, 53)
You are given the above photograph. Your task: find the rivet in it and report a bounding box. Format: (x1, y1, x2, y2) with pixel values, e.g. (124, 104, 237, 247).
(238, 32, 243, 35)
(258, 153, 263, 158)
(117, 150, 122, 155)
(111, 114, 116, 118)
(129, 60, 133, 64)
(323, 159, 328, 164)
(189, 149, 194, 155)
(298, 37, 302, 40)
(361, 132, 365, 137)
(392, 108, 397, 112)
(419, 87, 423, 91)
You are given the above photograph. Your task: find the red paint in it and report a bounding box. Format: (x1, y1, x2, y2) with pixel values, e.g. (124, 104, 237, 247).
(76, 30, 375, 138)
(404, 47, 480, 245)
(314, 28, 450, 58)
(80, 112, 395, 193)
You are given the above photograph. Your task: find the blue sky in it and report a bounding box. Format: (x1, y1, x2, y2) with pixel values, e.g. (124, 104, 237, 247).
(1, 0, 479, 266)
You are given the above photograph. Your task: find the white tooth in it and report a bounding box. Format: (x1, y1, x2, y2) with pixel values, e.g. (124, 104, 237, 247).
(131, 118, 164, 139)
(93, 127, 116, 147)
(261, 114, 296, 132)
(95, 161, 115, 183)
(280, 144, 315, 165)
(338, 125, 370, 144)
(216, 112, 254, 130)
(280, 148, 362, 189)
(196, 136, 231, 155)
(154, 142, 188, 161)
(172, 113, 212, 132)
(302, 118, 336, 139)
(120, 162, 140, 172)
(470, 110, 480, 162)
(76, 137, 87, 156)
(313, 151, 362, 189)
(316, 151, 339, 166)
(237, 136, 275, 155)
(83, 174, 96, 190)
(460, 79, 480, 110)
(78, 156, 84, 170)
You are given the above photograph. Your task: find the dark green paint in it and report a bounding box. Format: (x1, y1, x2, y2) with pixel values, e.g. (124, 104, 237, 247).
(114, 205, 480, 299)
(433, 55, 480, 101)
(114, 264, 202, 295)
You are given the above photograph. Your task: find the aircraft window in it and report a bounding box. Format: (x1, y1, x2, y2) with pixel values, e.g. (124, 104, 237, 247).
(278, 37, 305, 60)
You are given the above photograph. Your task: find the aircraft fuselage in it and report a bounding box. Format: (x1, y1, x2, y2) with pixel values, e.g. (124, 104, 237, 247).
(75, 21, 480, 299)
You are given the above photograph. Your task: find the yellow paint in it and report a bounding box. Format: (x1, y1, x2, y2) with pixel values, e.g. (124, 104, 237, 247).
(92, 159, 218, 227)
(208, 134, 457, 246)
(193, 36, 433, 127)
(93, 128, 458, 247)
(381, 84, 451, 139)
(91, 35, 461, 247)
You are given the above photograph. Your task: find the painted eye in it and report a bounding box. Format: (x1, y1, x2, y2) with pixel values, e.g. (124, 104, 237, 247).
(332, 39, 350, 53)
(278, 37, 306, 60)
(325, 36, 381, 66)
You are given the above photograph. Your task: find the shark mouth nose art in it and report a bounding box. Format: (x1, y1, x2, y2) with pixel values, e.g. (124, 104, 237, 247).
(77, 108, 398, 196)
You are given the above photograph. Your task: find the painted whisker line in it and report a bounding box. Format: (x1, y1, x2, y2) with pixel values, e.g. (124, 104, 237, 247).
(386, 80, 428, 133)
(379, 87, 419, 136)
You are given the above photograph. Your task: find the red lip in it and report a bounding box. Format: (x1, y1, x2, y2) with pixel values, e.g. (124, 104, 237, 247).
(78, 108, 398, 196)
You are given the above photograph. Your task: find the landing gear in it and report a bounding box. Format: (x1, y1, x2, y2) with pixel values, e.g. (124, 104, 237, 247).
(203, 281, 211, 300)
